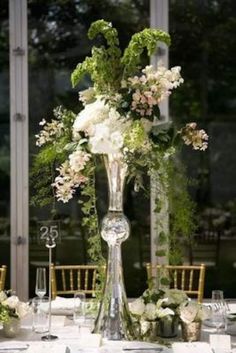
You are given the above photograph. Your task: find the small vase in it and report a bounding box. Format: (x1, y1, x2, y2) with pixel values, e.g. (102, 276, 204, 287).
(3, 317, 21, 338)
(181, 321, 201, 342)
(94, 154, 134, 340)
(158, 316, 179, 338)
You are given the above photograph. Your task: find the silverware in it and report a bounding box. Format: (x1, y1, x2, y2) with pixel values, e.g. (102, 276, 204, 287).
(0, 345, 29, 351)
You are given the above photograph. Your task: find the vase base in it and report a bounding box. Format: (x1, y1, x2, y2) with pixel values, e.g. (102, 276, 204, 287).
(41, 334, 58, 341)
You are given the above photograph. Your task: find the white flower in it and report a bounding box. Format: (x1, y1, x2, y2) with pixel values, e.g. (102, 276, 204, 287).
(198, 305, 211, 321)
(164, 289, 188, 306)
(180, 302, 199, 324)
(110, 131, 124, 151)
(16, 302, 30, 318)
(73, 98, 109, 133)
(69, 150, 91, 172)
(79, 87, 95, 105)
(157, 307, 175, 319)
(129, 298, 145, 316)
(144, 303, 157, 321)
(89, 110, 128, 154)
(3, 295, 19, 309)
(0, 291, 7, 303)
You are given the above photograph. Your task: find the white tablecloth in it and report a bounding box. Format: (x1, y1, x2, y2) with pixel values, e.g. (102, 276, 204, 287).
(1, 302, 236, 353)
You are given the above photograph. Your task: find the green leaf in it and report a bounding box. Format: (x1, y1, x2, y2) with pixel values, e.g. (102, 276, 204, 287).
(156, 249, 166, 257)
(160, 277, 170, 286)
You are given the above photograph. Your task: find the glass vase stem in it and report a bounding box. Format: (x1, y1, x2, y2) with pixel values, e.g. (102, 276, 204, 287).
(94, 154, 134, 340)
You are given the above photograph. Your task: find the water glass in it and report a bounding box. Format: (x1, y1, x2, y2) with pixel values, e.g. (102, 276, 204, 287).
(211, 290, 226, 333)
(212, 290, 224, 302)
(32, 296, 49, 334)
(35, 267, 46, 298)
(73, 292, 86, 332)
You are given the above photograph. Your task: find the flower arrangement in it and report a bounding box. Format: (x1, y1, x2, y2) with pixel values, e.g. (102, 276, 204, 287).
(32, 20, 208, 266)
(0, 291, 30, 323)
(129, 288, 188, 339)
(130, 288, 188, 320)
(179, 301, 211, 324)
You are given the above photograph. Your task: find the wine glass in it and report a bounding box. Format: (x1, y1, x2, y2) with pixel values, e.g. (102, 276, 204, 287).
(35, 268, 46, 299)
(73, 292, 86, 334)
(211, 290, 226, 333)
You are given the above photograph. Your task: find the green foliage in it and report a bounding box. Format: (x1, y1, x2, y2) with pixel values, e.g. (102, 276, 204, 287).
(153, 156, 197, 265)
(71, 20, 122, 93)
(79, 158, 105, 297)
(0, 304, 9, 323)
(121, 28, 171, 76)
(167, 160, 197, 264)
(71, 20, 171, 95)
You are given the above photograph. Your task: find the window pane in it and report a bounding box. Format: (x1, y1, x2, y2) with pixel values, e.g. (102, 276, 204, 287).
(0, 0, 10, 289)
(170, 0, 236, 297)
(28, 0, 149, 298)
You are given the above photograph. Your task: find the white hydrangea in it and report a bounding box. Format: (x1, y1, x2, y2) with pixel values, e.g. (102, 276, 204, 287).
(144, 303, 157, 321)
(129, 298, 145, 316)
(3, 295, 19, 309)
(164, 289, 188, 306)
(89, 107, 129, 154)
(73, 98, 109, 133)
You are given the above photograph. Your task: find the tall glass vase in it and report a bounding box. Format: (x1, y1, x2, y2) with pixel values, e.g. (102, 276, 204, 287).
(94, 153, 134, 340)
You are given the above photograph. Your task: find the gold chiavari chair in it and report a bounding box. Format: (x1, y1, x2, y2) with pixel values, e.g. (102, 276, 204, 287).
(0, 265, 7, 291)
(146, 263, 206, 303)
(51, 264, 105, 299)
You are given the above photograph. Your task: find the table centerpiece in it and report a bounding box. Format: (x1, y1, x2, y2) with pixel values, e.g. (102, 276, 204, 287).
(179, 301, 211, 342)
(33, 19, 208, 340)
(129, 288, 188, 341)
(0, 291, 30, 338)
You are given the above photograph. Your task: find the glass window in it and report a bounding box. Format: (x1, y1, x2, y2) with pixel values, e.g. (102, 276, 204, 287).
(28, 0, 149, 298)
(0, 0, 10, 289)
(169, 0, 236, 297)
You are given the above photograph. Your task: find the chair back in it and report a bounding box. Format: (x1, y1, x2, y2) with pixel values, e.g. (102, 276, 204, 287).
(51, 264, 105, 299)
(146, 263, 206, 303)
(0, 265, 7, 291)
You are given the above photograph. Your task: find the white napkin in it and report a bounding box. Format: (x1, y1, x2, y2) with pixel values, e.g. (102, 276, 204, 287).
(25, 342, 68, 353)
(0, 342, 29, 350)
(40, 297, 75, 315)
(228, 303, 236, 313)
(172, 342, 213, 353)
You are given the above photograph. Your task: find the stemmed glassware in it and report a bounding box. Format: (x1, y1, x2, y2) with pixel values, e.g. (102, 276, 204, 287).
(211, 290, 226, 333)
(35, 268, 46, 299)
(73, 292, 86, 334)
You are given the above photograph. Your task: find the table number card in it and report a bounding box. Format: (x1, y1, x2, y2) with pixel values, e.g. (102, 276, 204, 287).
(210, 334, 231, 352)
(172, 342, 213, 353)
(37, 220, 61, 245)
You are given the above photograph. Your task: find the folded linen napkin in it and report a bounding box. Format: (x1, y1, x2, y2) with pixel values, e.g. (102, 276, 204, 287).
(228, 303, 236, 313)
(0, 342, 29, 350)
(40, 297, 74, 315)
(25, 343, 68, 353)
(172, 342, 213, 353)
